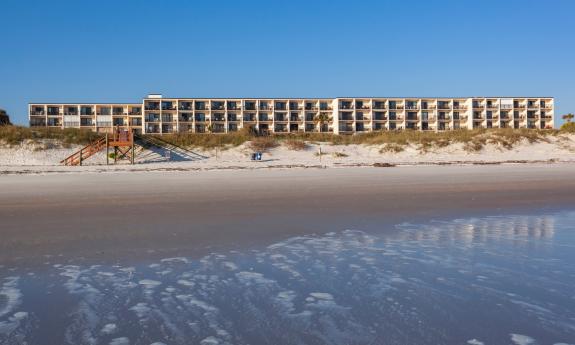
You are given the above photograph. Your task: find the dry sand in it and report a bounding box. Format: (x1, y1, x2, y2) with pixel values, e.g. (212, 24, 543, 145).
(1, 164, 574, 267)
(1, 133, 575, 174)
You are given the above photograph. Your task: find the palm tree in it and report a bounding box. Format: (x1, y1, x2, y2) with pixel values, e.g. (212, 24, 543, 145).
(313, 113, 331, 133)
(562, 113, 574, 123)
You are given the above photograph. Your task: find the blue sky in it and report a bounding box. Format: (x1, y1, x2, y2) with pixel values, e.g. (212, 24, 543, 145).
(1, 0, 574, 125)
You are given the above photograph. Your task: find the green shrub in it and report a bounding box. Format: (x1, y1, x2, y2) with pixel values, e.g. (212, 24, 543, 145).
(332, 152, 348, 158)
(284, 139, 307, 151)
(380, 143, 406, 153)
(248, 137, 279, 152)
(560, 122, 575, 133)
(0, 126, 100, 146)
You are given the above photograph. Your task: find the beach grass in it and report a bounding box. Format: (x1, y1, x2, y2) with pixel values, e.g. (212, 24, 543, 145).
(1, 125, 565, 153)
(0, 126, 101, 146)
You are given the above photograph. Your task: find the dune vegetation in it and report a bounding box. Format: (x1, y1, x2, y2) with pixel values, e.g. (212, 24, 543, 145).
(0, 125, 570, 153)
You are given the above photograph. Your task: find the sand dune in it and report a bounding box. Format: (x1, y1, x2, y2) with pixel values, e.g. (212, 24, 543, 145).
(0, 134, 574, 174)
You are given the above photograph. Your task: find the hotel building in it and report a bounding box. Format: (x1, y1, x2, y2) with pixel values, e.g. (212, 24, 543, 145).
(29, 95, 554, 134)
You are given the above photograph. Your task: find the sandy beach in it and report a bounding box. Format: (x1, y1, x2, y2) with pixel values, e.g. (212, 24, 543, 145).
(1, 164, 575, 267)
(1, 133, 575, 174)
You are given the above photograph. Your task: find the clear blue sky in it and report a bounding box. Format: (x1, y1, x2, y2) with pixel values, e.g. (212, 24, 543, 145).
(1, 0, 574, 125)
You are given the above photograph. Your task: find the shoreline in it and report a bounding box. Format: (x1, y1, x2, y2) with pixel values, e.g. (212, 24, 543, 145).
(1, 164, 575, 267)
(0, 157, 568, 175)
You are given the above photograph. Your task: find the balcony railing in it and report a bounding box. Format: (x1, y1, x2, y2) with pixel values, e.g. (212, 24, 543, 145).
(30, 110, 45, 115)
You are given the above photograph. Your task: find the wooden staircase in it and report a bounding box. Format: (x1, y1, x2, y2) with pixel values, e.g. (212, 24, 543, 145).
(60, 137, 106, 166)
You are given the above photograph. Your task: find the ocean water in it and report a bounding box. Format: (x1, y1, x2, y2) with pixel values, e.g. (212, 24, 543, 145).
(1, 211, 575, 345)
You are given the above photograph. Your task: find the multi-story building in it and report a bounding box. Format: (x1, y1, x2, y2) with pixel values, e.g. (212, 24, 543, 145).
(29, 95, 554, 134)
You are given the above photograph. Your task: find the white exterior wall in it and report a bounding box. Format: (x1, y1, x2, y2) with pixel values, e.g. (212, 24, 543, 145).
(29, 97, 555, 134)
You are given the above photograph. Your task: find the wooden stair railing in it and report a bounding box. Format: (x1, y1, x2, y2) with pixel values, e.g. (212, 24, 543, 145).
(60, 137, 106, 166)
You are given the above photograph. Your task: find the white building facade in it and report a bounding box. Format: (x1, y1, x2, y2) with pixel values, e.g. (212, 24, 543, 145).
(29, 95, 554, 134)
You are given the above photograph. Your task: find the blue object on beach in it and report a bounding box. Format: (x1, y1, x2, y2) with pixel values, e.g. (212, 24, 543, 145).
(256, 152, 262, 161)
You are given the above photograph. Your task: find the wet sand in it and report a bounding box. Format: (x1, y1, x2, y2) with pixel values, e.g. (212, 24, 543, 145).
(1, 164, 575, 266)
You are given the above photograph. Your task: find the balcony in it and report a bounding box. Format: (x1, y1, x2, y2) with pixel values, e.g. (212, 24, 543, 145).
(47, 119, 62, 127)
(486, 104, 498, 109)
(527, 104, 539, 109)
(145, 105, 160, 111)
(243, 114, 256, 122)
(211, 104, 225, 111)
(145, 116, 160, 123)
(453, 105, 467, 110)
(179, 115, 193, 122)
(146, 125, 161, 133)
(113, 119, 126, 126)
